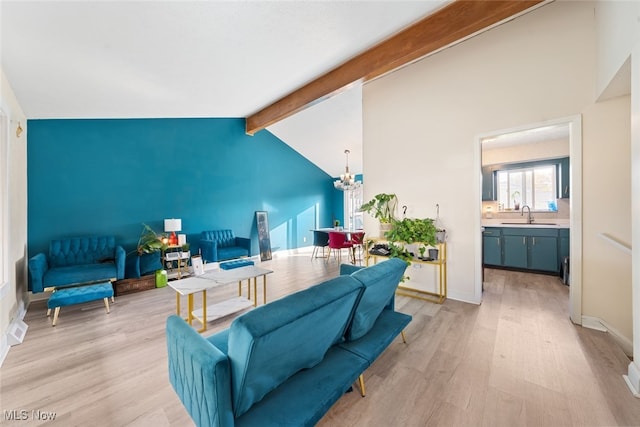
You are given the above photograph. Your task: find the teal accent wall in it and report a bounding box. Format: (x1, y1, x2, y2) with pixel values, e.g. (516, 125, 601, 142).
(27, 118, 336, 265)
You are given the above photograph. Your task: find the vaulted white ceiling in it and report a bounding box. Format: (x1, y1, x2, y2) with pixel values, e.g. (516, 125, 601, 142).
(1, 1, 450, 177)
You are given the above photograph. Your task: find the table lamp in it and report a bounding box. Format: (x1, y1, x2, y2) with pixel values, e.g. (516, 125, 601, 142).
(164, 218, 182, 246)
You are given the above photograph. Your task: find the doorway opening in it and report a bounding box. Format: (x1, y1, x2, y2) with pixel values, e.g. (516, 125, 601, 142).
(476, 115, 582, 324)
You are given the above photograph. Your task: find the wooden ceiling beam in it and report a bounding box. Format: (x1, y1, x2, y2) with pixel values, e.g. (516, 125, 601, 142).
(245, 0, 545, 135)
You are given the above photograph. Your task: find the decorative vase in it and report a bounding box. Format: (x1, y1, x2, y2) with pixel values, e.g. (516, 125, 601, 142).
(428, 248, 439, 261)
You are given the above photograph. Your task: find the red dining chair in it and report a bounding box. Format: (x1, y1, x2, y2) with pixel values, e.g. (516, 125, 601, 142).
(350, 231, 366, 265)
(327, 232, 354, 264)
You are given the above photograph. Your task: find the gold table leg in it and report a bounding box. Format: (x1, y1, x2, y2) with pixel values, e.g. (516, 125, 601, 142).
(263, 274, 267, 304)
(198, 290, 207, 333)
(176, 292, 181, 316)
(252, 277, 257, 307)
(187, 294, 194, 325)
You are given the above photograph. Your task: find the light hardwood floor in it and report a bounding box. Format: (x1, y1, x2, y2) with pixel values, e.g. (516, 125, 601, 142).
(1, 253, 639, 426)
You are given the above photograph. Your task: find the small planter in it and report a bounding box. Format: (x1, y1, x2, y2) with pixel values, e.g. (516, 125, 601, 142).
(380, 223, 393, 235)
(428, 248, 439, 261)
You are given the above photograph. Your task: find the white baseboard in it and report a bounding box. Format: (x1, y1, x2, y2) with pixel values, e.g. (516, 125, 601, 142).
(0, 334, 9, 367)
(0, 300, 29, 368)
(623, 361, 640, 398)
(581, 315, 633, 356)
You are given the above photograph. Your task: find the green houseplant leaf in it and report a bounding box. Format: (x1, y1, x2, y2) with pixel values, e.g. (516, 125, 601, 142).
(137, 223, 168, 255)
(359, 193, 398, 223)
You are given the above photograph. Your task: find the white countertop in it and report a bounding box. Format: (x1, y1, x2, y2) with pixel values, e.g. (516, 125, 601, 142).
(482, 219, 570, 229)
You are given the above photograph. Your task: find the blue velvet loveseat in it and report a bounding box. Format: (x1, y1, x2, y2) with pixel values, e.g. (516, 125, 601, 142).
(200, 230, 251, 263)
(29, 236, 125, 293)
(166, 258, 411, 427)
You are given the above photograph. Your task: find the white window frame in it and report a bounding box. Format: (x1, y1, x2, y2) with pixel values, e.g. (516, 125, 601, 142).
(343, 186, 364, 230)
(497, 165, 557, 211)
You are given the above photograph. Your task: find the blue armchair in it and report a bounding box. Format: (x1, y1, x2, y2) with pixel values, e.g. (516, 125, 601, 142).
(28, 236, 126, 293)
(200, 229, 251, 263)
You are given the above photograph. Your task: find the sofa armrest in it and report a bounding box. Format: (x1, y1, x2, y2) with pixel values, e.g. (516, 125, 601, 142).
(235, 237, 251, 256)
(166, 315, 234, 427)
(115, 246, 126, 280)
(200, 239, 219, 263)
(28, 253, 49, 293)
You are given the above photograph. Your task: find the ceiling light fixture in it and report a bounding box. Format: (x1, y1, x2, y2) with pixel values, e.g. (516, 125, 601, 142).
(334, 149, 361, 191)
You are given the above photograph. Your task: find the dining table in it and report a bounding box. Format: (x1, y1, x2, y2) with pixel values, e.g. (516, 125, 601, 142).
(311, 228, 365, 264)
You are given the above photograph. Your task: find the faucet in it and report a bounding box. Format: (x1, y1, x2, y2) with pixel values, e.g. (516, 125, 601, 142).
(521, 205, 533, 224)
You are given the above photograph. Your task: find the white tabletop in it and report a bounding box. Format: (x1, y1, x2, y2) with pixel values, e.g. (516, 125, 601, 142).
(198, 265, 273, 285)
(168, 265, 273, 296)
(313, 228, 364, 235)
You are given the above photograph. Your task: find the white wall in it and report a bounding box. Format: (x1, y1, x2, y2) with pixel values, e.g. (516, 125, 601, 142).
(595, 1, 640, 98)
(482, 138, 570, 166)
(594, 0, 640, 395)
(364, 1, 599, 304)
(0, 67, 28, 365)
(581, 95, 631, 343)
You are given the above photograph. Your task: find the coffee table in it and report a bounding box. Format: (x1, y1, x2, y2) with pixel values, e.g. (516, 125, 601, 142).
(169, 265, 273, 332)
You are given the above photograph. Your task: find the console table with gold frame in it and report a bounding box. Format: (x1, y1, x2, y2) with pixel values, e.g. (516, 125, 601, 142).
(365, 238, 447, 304)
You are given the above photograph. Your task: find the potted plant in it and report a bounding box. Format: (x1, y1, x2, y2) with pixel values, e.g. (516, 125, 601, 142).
(384, 217, 438, 262)
(359, 193, 398, 233)
(512, 190, 521, 210)
(136, 223, 167, 255)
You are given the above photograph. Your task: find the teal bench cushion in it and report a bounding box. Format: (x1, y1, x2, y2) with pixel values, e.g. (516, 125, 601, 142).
(43, 263, 118, 288)
(227, 275, 364, 417)
(234, 346, 368, 427)
(47, 282, 113, 309)
(346, 258, 408, 341)
(339, 309, 412, 363)
(220, 259, 254, 270)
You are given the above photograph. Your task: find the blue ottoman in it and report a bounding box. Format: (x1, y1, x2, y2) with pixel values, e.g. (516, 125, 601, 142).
(220, 259, 254, 270)
(47, 282, 114, 326)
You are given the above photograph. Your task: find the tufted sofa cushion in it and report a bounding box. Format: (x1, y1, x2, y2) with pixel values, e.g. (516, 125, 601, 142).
(201, 230, 236, 248)
(49, 236, 118, 267)
(200, 229, 251, 263)
(29, 236, 125, 293)
(167, 316, 235, 427)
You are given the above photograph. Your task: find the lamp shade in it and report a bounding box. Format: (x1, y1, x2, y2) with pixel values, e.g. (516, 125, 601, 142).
(164, 218, 182, 233)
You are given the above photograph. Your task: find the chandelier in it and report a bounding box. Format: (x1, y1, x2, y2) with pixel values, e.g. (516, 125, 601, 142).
(334, 149, 361, 190)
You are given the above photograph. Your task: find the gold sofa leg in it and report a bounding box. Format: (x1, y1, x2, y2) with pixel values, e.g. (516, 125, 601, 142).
(358, 374, 366, 397)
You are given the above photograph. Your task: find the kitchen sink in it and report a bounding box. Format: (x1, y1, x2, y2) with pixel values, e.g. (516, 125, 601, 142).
(501, 222, 558, 225)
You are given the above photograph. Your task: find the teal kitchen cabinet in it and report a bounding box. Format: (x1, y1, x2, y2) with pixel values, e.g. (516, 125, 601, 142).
(559, 228, 570, 263)
(483, 228, 502, 266)
(482, 166, 496, 201)
(529, 236, 558, 271)
(502, 227, 560, 273)
(502, 235, 528, 269)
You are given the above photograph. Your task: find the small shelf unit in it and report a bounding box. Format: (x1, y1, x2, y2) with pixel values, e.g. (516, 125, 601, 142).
(365, 238, 447, 304)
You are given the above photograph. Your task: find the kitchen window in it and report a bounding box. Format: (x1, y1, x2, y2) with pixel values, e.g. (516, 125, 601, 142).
(497, 165, 557, 211)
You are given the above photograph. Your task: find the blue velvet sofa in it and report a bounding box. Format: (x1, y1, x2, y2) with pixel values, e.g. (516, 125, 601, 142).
(166, 258, 411, 427)
(29, 236, 125, 293)
(200, 230, 251, 263)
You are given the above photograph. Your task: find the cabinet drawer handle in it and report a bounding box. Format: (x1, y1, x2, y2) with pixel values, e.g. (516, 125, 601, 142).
(533, 237, 536, 245)
(522, 237, 526, 245)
